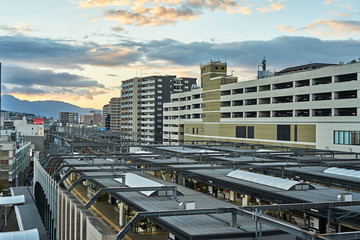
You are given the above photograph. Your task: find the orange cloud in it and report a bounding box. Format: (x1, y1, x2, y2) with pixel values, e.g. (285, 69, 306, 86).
(104, 6, 198, 26)
(74, 0, 252, 26)
(256, 0, 285, 14)
(304, 19, 360, 37)
(274, 24, 296, 33)
(323, 0, 339, 4)
(326, 10, 350, 17)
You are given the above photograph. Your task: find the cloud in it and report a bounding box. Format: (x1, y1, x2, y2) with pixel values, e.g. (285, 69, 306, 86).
(326, 10, 350, 17)
(257, 0, 285, 14)
(2, 66, 104, 88)
(111, 25, 125, 32)
(2, 86, 47, 95)
(119, 36, 360, 73)
(0, 22, 33, 34)
(0, 35, 141, 69)
(103, 5, 199, 26)
(274, 24, 296, 33)
(74, 0, 252, 26)
(1, 65, 108, 98)
(324, 0, 339, 4)
(73, 0, 130, 8)
(303, 19, 360, 37)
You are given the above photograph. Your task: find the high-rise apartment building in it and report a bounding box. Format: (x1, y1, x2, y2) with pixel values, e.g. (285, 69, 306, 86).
(109, 97, 121, 131)
(58, 112, 78, 125)
(120, 75, 196, 143)
(102, 104, 110, 130)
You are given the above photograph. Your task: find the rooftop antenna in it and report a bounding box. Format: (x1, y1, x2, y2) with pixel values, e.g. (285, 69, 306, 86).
(262, 56, 266, 71)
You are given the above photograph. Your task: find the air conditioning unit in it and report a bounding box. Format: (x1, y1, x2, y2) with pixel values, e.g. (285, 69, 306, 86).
(179, 201, 195, 210)
(337, 193, 352, 201)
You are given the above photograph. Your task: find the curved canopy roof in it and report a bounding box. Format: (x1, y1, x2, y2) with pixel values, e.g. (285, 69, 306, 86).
(227, 170, 314, 191)
(324, 167, 360, 179)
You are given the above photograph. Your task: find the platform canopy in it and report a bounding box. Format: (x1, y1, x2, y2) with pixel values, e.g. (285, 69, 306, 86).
(227, 170, 314, 191)
(0, 228, 39, 240)
(324, 167, 360, 179)
(0, 195, 25, 205)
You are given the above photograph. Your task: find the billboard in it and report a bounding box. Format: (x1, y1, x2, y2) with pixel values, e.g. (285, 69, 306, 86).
(33, 118, 44, 124)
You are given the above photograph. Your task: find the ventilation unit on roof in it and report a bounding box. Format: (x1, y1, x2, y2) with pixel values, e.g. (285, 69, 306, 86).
(179, 201, 195, 210)
(337, 193, 352, 202)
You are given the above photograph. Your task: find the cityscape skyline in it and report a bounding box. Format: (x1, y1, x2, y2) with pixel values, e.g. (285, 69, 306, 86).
(1, 0, 360, 108)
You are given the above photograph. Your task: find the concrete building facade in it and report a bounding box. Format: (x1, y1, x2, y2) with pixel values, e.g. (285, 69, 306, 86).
(58, 112, 78, 125)
(164, 61, 360, 152)
(109, 97, 121, 131)
(0, 141, 31, 193)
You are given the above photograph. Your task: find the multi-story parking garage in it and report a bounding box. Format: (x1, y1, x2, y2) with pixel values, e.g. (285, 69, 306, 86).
(16, 129, 360, 240)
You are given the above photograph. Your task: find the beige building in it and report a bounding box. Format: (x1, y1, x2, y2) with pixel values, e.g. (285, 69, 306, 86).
(164, 61, 360, 152)
(109, 97, 121, 131)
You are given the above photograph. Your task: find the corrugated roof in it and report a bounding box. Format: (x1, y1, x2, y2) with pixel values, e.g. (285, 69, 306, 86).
(227, 170, 312, 191)
(324, 167, 360, 179)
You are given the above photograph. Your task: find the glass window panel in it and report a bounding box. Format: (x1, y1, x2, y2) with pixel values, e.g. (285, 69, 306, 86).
(339, 131, 344, 144)
(334, 131, 339, 144)
(344, 131, 350, 145)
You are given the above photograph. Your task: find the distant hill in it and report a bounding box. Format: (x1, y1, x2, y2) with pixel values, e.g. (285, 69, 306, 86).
(1, 94, 99, 120)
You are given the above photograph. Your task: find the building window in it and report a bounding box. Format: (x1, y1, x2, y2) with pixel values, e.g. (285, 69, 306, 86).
(236, 126, 246, 138)
(221, 67, 225, 70)
(158, 96, 162, 99)
(215, 67, 218, 70)
(248, 126, 254, 139)
(192, 128, 195, 134)
(158, 79, 162, 82)
(294, 125, 297, 142)
(277, 125, 291, 141)
(187, 128, 189, 133)
(334, 131, 360, 145)
(158, 90, 162, 93)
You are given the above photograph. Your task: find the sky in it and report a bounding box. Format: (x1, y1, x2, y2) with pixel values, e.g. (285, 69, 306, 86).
(1, 0, 360, 109)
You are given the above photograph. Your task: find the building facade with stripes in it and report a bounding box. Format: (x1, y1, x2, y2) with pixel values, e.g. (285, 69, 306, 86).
(163, 61, 360, 152)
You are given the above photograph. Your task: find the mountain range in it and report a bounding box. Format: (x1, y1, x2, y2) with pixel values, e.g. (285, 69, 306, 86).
(1, 94, 99, 120)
